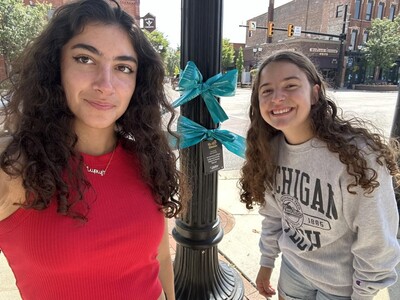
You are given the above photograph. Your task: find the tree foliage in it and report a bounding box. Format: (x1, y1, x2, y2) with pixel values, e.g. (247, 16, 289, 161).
(143, 29, 169, 61)
(362, 16, 400, 80)
(0, 0, 51, 77)
(165, 47, 180, 78)
(221, 38, 235, 72)
(236, 47, 244, 83)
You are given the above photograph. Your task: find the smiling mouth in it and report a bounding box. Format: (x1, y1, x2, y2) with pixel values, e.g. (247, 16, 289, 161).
(86, 99, 114, 110)
(272, 108, 291, 115)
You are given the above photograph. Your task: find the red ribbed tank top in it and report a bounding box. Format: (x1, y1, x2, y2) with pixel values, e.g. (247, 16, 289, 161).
(0, 144, 164, 299)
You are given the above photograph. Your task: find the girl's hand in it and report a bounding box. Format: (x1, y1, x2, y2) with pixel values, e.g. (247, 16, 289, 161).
(256, 266, 276, 298)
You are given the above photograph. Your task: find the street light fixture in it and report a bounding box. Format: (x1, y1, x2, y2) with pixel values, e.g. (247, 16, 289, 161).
(253, 47, 263, 68)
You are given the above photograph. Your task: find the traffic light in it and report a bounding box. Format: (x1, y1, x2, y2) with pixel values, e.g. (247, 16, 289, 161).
(267, 21, 274, 37)
(287, 24, 294, 37)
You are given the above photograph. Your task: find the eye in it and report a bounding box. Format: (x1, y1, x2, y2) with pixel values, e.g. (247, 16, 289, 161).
(73, 55, 94, 64)
(285, 82, 298, 89)
(261, 88, 272, 95)
(116, 65, 134, 74)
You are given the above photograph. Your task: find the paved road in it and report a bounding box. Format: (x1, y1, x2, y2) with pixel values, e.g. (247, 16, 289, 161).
(218, 88, 399, 172)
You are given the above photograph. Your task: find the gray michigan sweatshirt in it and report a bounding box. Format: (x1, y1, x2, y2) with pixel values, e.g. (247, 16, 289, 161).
(259, 134, 400, 300)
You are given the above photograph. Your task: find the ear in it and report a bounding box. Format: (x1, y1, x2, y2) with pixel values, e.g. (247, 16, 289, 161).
(311, 84, 320, 105)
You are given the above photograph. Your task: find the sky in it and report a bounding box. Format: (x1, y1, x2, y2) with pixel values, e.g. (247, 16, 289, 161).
(140, 0, 291, 48)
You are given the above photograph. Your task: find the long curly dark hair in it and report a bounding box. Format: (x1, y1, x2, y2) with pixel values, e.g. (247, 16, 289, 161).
(0, 0, 189, 219)
(240, 50, 400, 209)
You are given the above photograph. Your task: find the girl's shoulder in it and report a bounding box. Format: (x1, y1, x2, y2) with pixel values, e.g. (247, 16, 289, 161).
(0, 135, 25, 222)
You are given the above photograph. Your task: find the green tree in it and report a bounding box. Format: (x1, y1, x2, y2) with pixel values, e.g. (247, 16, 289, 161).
(143, 29, 169, 61)
(165, 46, 180, 78)
(0, 0, 51, 78)
(362, 15, 400, 81)
(221, 38, 235, 72)
(236, 47, 244, 86)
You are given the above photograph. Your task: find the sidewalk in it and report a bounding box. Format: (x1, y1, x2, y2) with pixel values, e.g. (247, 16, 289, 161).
(1, 170, 399, 299)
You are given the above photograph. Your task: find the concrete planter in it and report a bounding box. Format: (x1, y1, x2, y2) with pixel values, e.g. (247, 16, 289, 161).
(353, 84, 399, 91)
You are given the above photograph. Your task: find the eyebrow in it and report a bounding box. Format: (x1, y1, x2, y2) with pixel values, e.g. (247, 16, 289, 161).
(71, 43, 138, 64)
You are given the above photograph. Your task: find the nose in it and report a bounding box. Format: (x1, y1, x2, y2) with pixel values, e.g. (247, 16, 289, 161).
(271, 89, 285, 103)
(93, 65, 115, 95)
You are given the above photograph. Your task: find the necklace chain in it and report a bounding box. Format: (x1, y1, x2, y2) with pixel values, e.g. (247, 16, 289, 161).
(84, 145, 117, 176)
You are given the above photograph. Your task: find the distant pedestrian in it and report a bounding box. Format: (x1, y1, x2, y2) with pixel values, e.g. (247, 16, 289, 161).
(0, 0, 189, 299)
(239, 50, 400, 300)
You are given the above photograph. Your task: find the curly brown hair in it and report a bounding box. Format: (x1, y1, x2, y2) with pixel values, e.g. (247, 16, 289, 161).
(240, 50, 400, 209)
(0, 0, 189, 219)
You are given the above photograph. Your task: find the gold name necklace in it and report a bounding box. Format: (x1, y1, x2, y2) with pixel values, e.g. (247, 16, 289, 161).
(84, 145, 116, 176)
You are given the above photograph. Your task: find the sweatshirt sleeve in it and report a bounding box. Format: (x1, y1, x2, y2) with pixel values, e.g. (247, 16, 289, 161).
(259, 192, 283, 268)
(342, 157, 400, 300)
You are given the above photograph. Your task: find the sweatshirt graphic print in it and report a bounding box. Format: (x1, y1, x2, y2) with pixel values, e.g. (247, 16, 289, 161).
(259, 134, 400, 300)
(274, 165, 338, 252)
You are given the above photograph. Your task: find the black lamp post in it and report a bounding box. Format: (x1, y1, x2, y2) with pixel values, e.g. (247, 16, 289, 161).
(390, 87, 400, 228)
(172, 0, 244, 299)
(390, 87, 400, 143)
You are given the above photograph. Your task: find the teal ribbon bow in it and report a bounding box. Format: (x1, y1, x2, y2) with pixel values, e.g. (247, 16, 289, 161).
(172, 61, 238, 124)
(172, 116, 246, 158)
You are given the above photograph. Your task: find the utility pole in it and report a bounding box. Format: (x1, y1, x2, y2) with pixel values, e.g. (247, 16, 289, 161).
(172, 1, 244, 299)
(335, 4, 348, 89)
(267, 0, 274, 43)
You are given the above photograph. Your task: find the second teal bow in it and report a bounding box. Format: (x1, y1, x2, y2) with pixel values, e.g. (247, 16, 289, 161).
(172, 116, 246, 159)
(172, 61, 238, 124)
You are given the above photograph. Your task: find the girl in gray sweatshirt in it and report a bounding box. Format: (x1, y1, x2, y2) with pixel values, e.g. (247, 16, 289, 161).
(240, 50, 400, 300)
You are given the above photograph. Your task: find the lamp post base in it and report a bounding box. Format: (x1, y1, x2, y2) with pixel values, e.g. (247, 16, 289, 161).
(174, 245, 244, 300)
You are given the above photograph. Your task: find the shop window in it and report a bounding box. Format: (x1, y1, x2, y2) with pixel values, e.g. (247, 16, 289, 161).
(350, 30, 358, 50)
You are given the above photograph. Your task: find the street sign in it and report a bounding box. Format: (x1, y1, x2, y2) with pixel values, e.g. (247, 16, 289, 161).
(248, 20, 256, 31)
(143, 13, 156, 32)
(294, 26, 302, 36)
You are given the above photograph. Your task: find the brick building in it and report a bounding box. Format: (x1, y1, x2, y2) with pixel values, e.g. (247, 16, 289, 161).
(0, 0, 141, 82)
(243, 0, 399, 87)
(345, 0, 399, 86)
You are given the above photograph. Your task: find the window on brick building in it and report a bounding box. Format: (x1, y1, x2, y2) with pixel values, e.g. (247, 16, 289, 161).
(336, 4, 344, 17)
(354, 0, 362, 19)
(350, 30, 358, 50)
(377, 2, 385, 19)
(389, 5, 396, 21)
(365, 0, 373, 21)
(363, 31, 368, 44)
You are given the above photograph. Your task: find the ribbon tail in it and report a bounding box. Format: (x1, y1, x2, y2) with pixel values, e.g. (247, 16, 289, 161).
(218, 131, 246, 158)
(202, 92, 229, 123)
